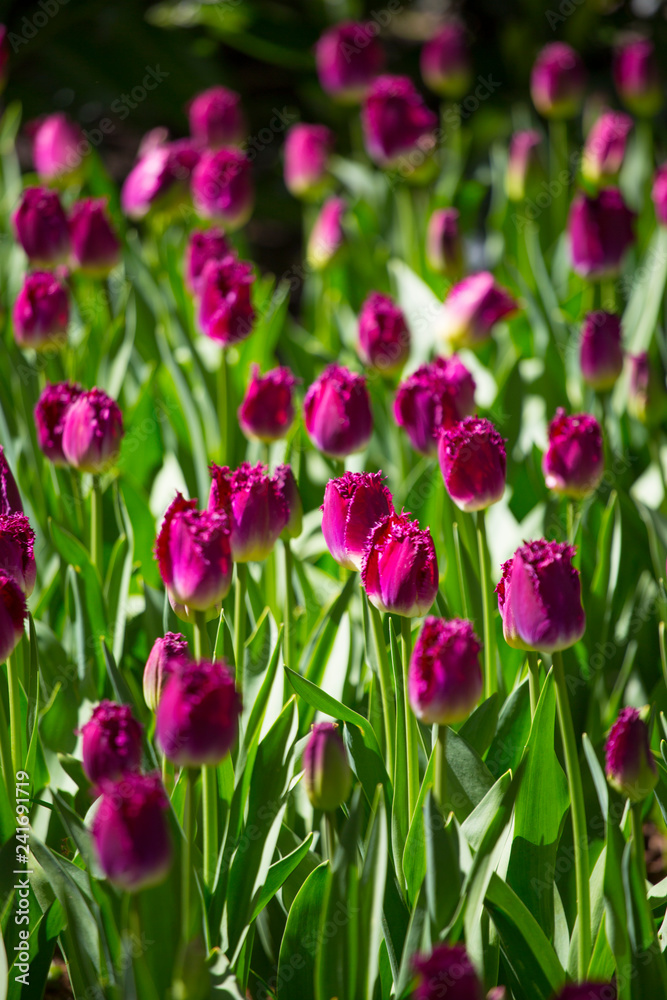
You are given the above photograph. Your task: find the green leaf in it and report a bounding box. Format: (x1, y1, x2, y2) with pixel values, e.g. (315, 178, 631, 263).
(459, 693, 500, 758)
(247, 833, 314, 925)
(276, 864, 331, 1000)
(443, 727, 495, 821)
(403, 744, 436, 905)
(424, 791, 461, 931)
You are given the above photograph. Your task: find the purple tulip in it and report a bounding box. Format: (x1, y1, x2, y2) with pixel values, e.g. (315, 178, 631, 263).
(307, 196, 346, 270)
(12, 271, 69, 352)
(530, 42, 587, 119)
(321, 471, 394, 572)
(605, 706, 657, 803)
(409, 617, 482, 725)
(651, 165, 667, 227)
(361, 75, 438, 169)
(156, 658, 241, 767)
(188, 86, 245, 148)
(208, 462, 290, 562)
(29, 113, 84, 180)
(68, 198, 121, 275)
(0, 571, 27, 663)
(627, 351, 667, 425)
(191, 148, 254, 229)
(238, 365, 298, 442)
(155, 493, 233, 619)
(582, 111, 633, 187)
(284, 124, 335, 199)
(553, 983, 616, 1000)
(358, 291, 410, 374)
(420, 23, 472, 99)
(426, 208, 464, 279)
(61, 387, 124, 474)
(303, 364, 373, 459)
(438, 271, 517, 350)
(79, 701, 143, 786)
(198, 255, 255, 346)
(274, 464, 303, 540)
(412, 943, 484, 1000)
(438, 417, 506, 512)
(314, 21, 384, 103)
(303, 722, 352, 811)
(542, 409, 603, 498)
(121, 141, 200, 220)
(568, 188, 635, 280)
(362, 511, 438, 618)
(143, 632, 189, 712)
(0, 447, 23, 515)
(0, 514, 35, 597)
(394, 356, 476, 456)
(580, 311, 624, 391)
(184, 228, 231, 294)
(614, 37, 661, 117)
(496, 540, 585, 653)
(34, 381, 83, 465)
(92, 772, 172, 892)
(12, 187, 70, 266)
(506, 130, 542, 202)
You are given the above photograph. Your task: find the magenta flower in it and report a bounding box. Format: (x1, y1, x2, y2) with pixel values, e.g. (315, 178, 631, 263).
(426, 208, 464, 279)
(361, 75, 438, 169)
(530, 42, 587, 119)
(238, 365, 298, 442)
(274, 464, 303, 540)
(362, 511, 438, 618)
(437, 271, 517, 350)
(304, 722, 352, 811)
(12, 187, 70, 266)
(438, 417, 506, 512)
(394, 356, 476, 456)
(651, 165, 667, 227)
(12, 271, 69, 352)
(542, 409, 603, 498)
(68, 198, 120, 275)
(156, 658, 241, 767)
(605, 706, 657, 803)
(79, 701, 142, 786)
(358, 291, 410, 374)
(184, 228, 231, 294)
(412, 943, 483, 1000)
(191, 148, 254, 229)
(188, 86, 245, 148)
(0, 447, 23, 515)
(307, 196, 346, 270)
(303, 364, 373, 459)
(120, 140, 200, 220)
(409, 617, 482, 725)
(155, 493, 233, 620)
(420, 23, 472, 99)
(314, 21, 384, 103)
(568, 188, 635, 280)
(580, 311, 624, 391)
(0, 571, 27, 663)
(29, 113, 84, 180)
(506, 130, 542, 202)
(322, 471, 393, 572)
(284, 124, 335, 199)
(61, 387, 124, 474)
(496, 540, 585, 653)
(627, 351, 667, 425)
(552, 986, 616, 1000)
(34, 381, 83, 465)
(582, 111, 633, 187)
(0, 514, 35, 597)
(143, 632, 189, 712)
(198, 255, 255, 346)
(209, 462, 290, 562)
(614, 37, 661, 117)
(92, 772, 172, 892)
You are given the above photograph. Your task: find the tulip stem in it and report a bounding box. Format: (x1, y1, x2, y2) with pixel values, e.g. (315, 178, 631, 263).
(218, 348, 229, 465)
(552, 650, 590, 981)
(441, 491, 464, 616)
(90, 475, 103, 576)
(193, 610, 211, 660)
(7, 654, 23, 780)
(632, 801, 647, 889)
(324, 812, 337, 865)
(527, 652, 541, 716)
(193, 611, 218, 887)
(234, 563, 247, 693)
(0, 685, 14, 806)
(401, 616, 419, 819)
(476, 511, 496, 699)
(434, 725, 447, 812)
(284, 540, 295, 676)
(180, 768, 196, 956)
(368, 600, 395, 773)
(452, 521, 468, 619)
(548, 118, 568, 243)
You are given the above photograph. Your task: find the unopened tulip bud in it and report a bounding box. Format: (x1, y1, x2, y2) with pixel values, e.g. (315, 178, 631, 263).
(0, 447, 23, 515)
(362, 512, 438, 618)
(409, 617, 482, 725)
(542, 409, 603, 498)
(531, 42, 586, 119)
(34, 381, 83, 466)
(605, 706, 657, 803)
(284, 124, 335, 200)
(12, 187, 70, 266)
(358, 291, 410, 374)
(506, 130, 542, 202)
(188, 86, 245, 148)
(275, 464, 303, 540)
(568, 188, 635, 280)
(0, 514, 35, 597)
(303, 722, 352, 811)
(581, 111, 633, 187)
(315, 21, 384, 103)
(0, 571, 27, 663)
(121, 142, 200, 220)
(614, 37, 661, 117)
(322, 471, 393, 571)
(307, 196, 346, 270)
(627, 351, 667, 426)
(420, 23, 472, 100)
(304, 364, 372, 459)
(80, 701, 143, 785)
(13, 271, 69, 352)
(29, 112, 84, 181)
(191, 148, 254, 230)
(580, 311, 623, 391)
(198, 256, 255, 346)
(61, 387, 124, 474)
(426, 208, 464, 279)
(68, 198, 120, 275)
(143, 632, 189, 712)
(438, 417, 506, 512)
(437, 272, 517, 350)
(362, 75, 437, 170)
(184, 228, 231, 294)
(394, 356, 476, 456)
(413, 943, 484, 1000)
(208, 462, 289, 562)
(238, 365, 297, 442)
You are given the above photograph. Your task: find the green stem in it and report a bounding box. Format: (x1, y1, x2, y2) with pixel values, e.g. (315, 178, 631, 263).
(401, 617, 419, 819)
(193, 611, 217, 887)
(0, 682, 15, 806)
(476, 511, 496, 699)
(527, 652, 540, 717)
(395, 184, 419, 272)
(434, 724, 447, 812)
(632, 800, 647, 889)
(7, 654, 23, 780)
(567, 501, 575, 545)
(368, 601, 395, 772)
(324, 812, 337, 865)
(193, 610, 211, 660)
(179, 769, 196, 962)
(68, 468, 85, 536)
(284, 540, 295, 676)
(452, 522, 468, 619)
(548, 118, 568, 243)
(218, 348, 229, 465)
(90, 475, 103, 576)
(552, 650, 590, 980)
(234, 563, 248, 694)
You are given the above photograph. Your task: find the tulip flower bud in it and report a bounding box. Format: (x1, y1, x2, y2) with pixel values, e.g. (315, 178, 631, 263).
(303, 722, 352, 811)
(582, 111, 633, 187)
(315, 21, 385, 103)
(184, 228, 231, 294)
(0, 26, 8, 92)
(362, 512, 438, 618)
(394, 356, 476, 457)
(496, 540, 585, 653)
(275, 464, 303, 540)
(0, 514, 35, 597)
(580, 311, 623, 391)
(553, 986, 616, 1000)
(188, 86, 245, 148)
(605, 706, 657, 803)
(542, 409, 603, 498)
(29, 113, 84, 181)
(34, 381, 83, 466)
(568, 188, 635, 280)
(12, 271, 69, 352)
(92, 772, 172, 892)
(412, 943, 484, 1000)
(304, 364, 373, 459)
(68, 198, 120, 275)
(426, 208, 464, 279)
(627, 351, 667, 426)
(284, 124, 335, 200)
(530, 42, 587, 119)
(506, 130, 542, 203)
(438, 417, 506, 512)
(155, 493, 233, 619)
(614, 37, 661, 117)
(121, 142, 200, 220)
(0, 447, 23, 515)
(143, 632, 189, 712)
(0, 571, 27, 663)
(361, 75, 438, 170)
(409, 617, 482, 725)
(208, 462, 289, 562)
(198, 255, 255, 346)
(437, 272, 517, 350)
(191, 149, 254, 230)
(358, 291, 410, 374)
(79, 701, 143, 786)
(420, 23, 472, 100)
(322, 471, 393, 572)
(12, 187, 70, 266)
(307, 196, 346, 271)
(238, 365, 297, 442)
(156, 658, 241, 767)
(61, 387, 124, 474)
(652, 165, 667, 228)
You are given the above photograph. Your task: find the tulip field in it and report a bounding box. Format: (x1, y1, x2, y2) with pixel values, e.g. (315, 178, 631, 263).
(3, 4, 667, 999)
